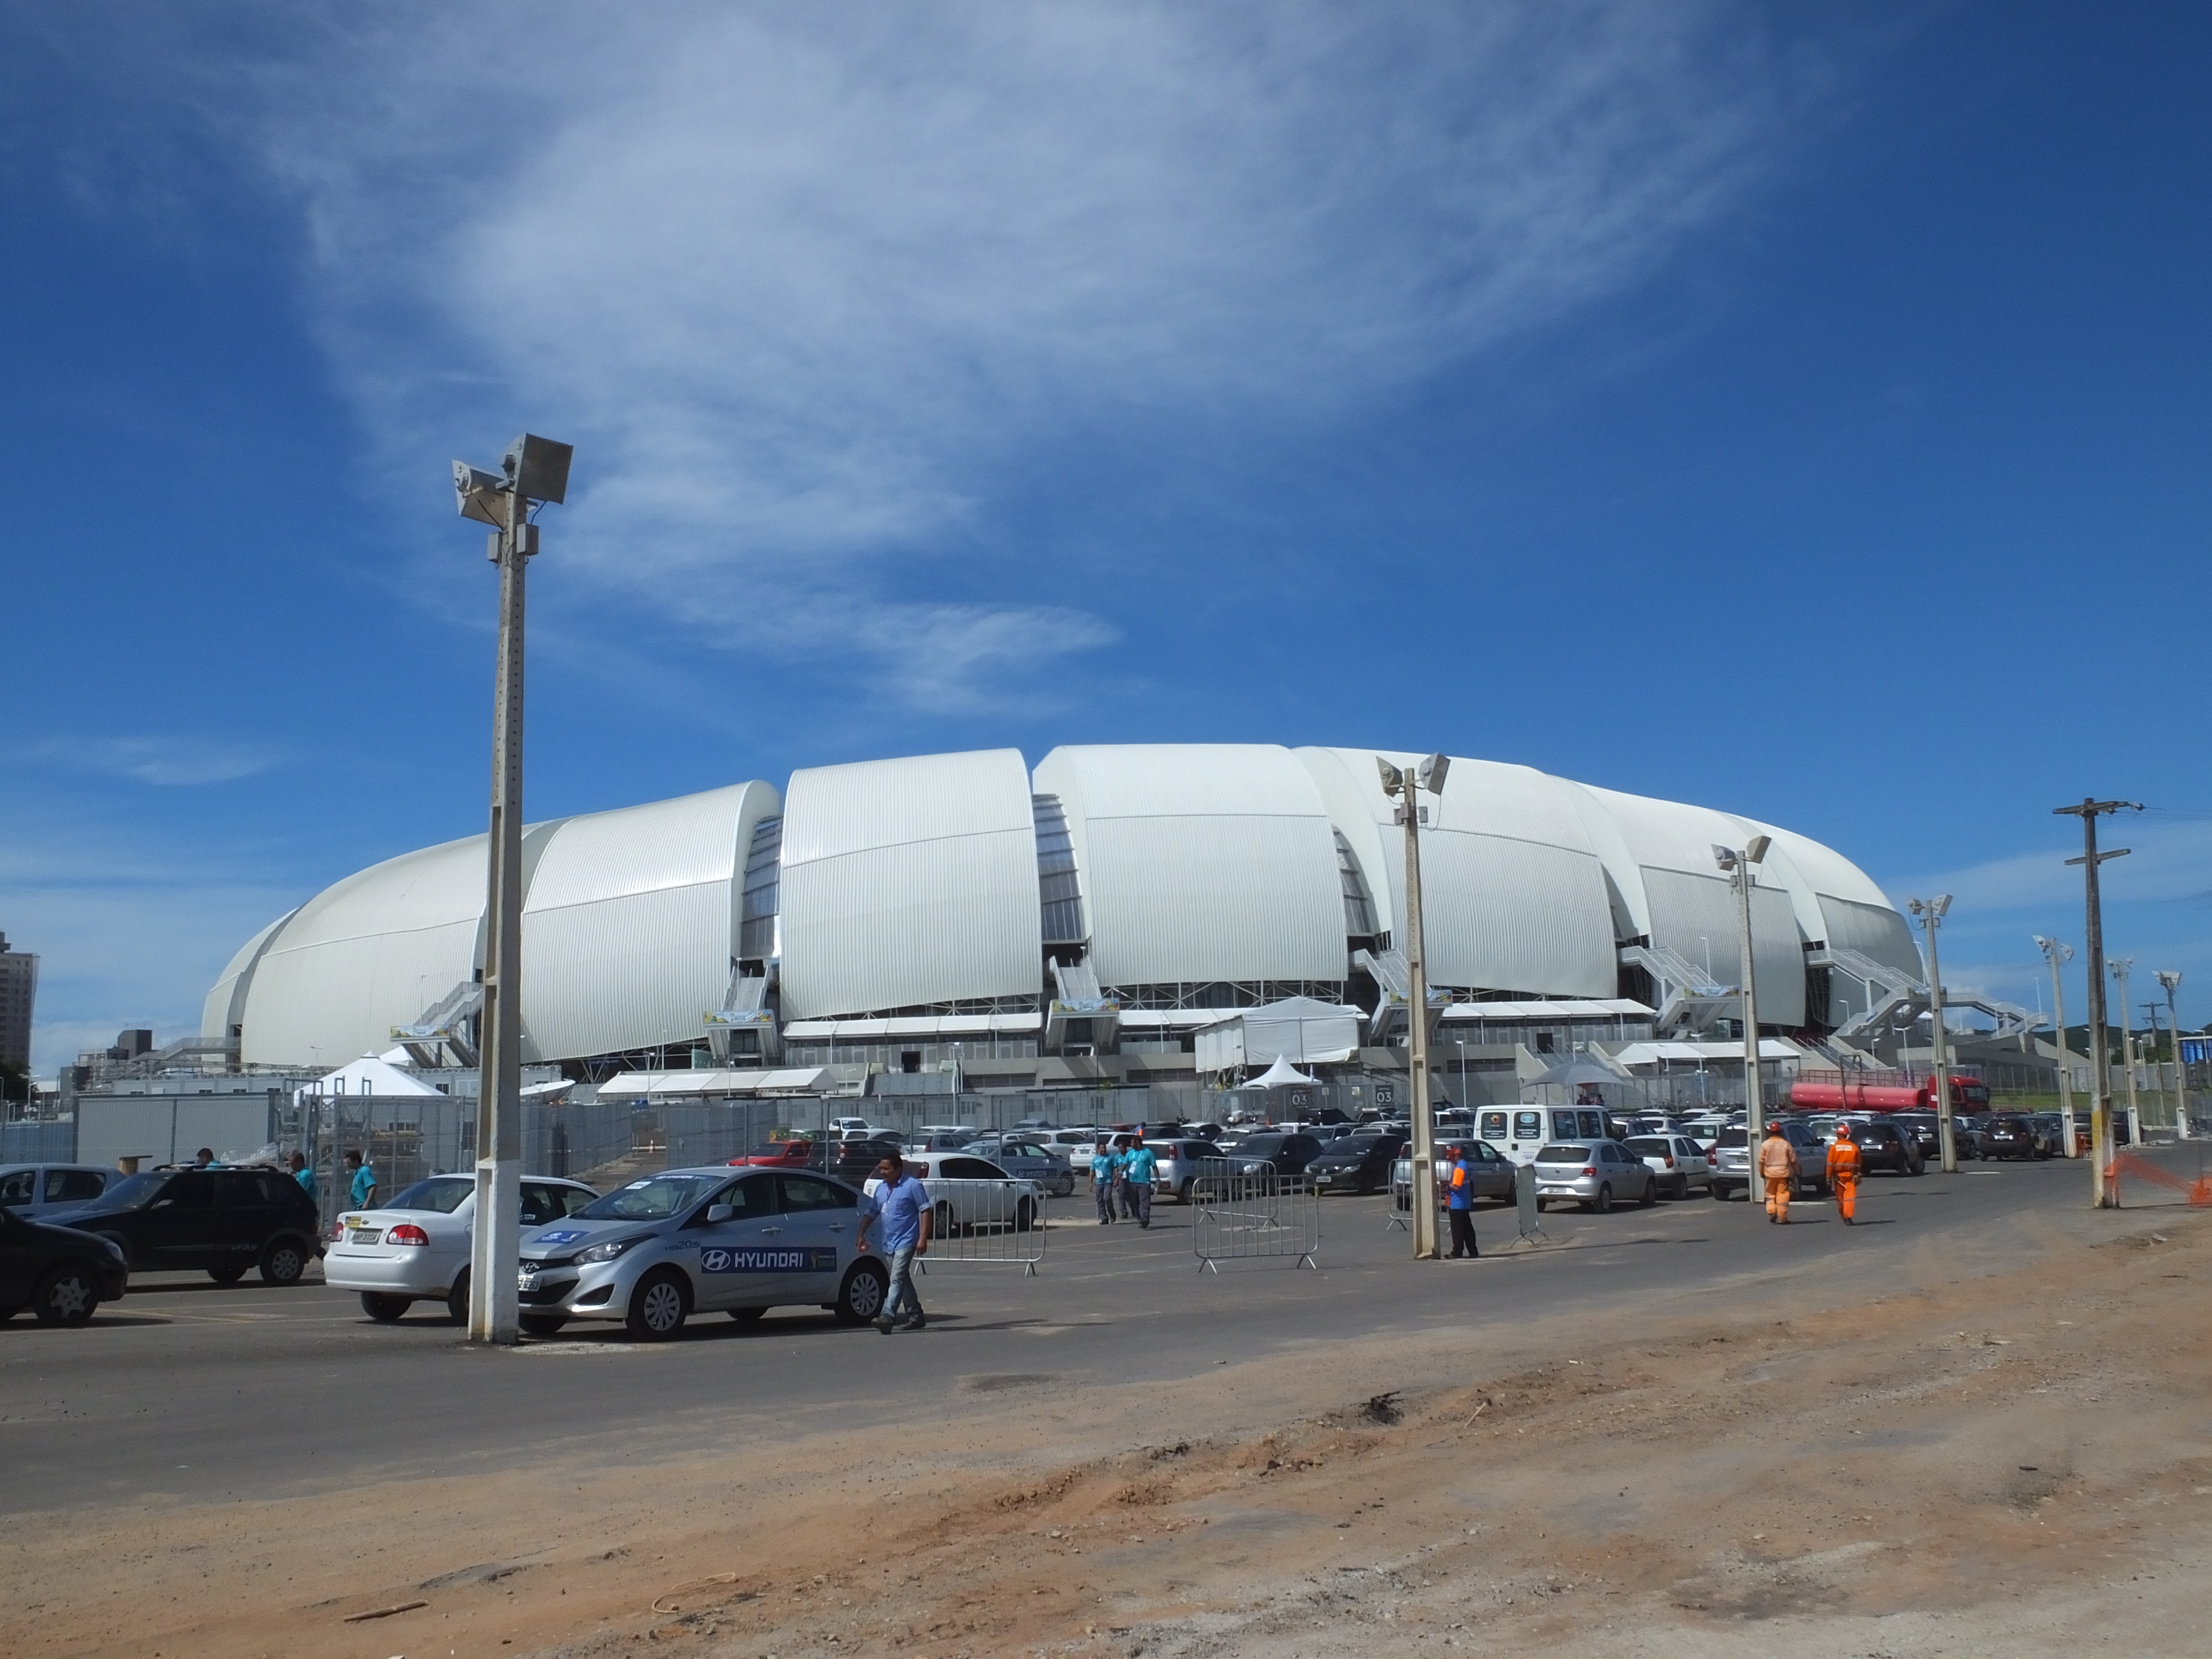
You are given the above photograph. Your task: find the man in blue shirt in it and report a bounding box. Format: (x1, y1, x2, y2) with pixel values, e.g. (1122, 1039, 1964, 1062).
(1444, 1144, 1480, 1259)
(288, 1150, 317, 1203)
(1092, 1139, 1121, 1226)
(856, 1154, 932, 1333)
(345, 1150, 377, 1209)
(1121, 1139, 1158, 1230)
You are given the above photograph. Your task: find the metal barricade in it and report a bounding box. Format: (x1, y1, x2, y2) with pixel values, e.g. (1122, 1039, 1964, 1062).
(913, 1177, 1048, 1276)
(1191, 1163, 1319, 1272)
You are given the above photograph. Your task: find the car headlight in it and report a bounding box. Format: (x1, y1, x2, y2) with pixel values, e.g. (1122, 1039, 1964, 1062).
(577, 1237, 639, 1264)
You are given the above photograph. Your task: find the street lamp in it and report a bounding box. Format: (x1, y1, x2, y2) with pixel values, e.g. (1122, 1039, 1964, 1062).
(1711, 835, 1770, 1163)
(1906, 896, 1956, 1171)
(455, 431, 572, 1345)
(2056, 798, 2138, 1206)
(1378, 752, 1449, 1261)
(2110, 957, 2140, 1150)
(2157, 970, 2187, 1139)
(2034, 936, 2077, 1156)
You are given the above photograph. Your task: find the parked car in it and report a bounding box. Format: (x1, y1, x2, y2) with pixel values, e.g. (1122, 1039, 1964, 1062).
(879, 1152, 1047, 1236)
(42, 1165, 321, 1285)
(1951, 1113, 1990, 1159)
(2029, 1110, 2078, 1155)
(0, 1203, 130, 1325)
(1032, 1128, 1101, 1172)
(733, 1136, 903, 1185)
(516, 1166, 889, 1340)
(1851, 1118, 1924, 1176)
(1982, 1114, 2056, 1161)
(1623, 1134, 1716, 1200)
(1304, 1129, 1410, 1195)
(1472, 1106, 1616, 1166)
(728, 1139, 824, 1169)
(1391, 1138, 1517, 1204)
(0, 1163, 119, 1219)
(325, 1172, 598, 1322)
(961, 1136, 1077, 1196)
(1893, 1112, 1942, 1161)
(1214, 1130, 1326, 1181)
(1531, 1141, 1657, 1212)
(1709, 1125, 1753, 1200)
(1143, 1138, 1226, 1203)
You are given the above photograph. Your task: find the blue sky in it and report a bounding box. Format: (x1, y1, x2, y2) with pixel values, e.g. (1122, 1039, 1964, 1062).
(2, 2, 2206, 1074)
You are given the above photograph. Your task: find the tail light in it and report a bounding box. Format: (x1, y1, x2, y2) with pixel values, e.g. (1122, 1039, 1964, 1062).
(1580, 1166, 1596, 1177)
(1664, 1156, 1676, 1168)
(327, 1221, 345, 1241)
(387, 1223, 430, 1247)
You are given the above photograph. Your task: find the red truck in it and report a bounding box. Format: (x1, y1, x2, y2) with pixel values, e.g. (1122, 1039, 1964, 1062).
(1787, 1075, 1991, 1113)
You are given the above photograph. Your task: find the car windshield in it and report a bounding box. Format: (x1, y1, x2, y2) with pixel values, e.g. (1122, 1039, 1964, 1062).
(385, 1176, 473, 1214)
(575, 1174, 720, 1221)
(93, 1173, 167, 1208)
(1536, 1144, 1591, 1161)
(1239, 1134, 1286, 1154)
(1624, 1137, 1671, 1155)
(1716, 1128, 1748, 1147)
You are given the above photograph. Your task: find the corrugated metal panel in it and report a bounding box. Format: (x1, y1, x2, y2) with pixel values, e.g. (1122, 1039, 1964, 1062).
(780, 750, 1042, 1019)
(200, 907, 298, 1044)
(1036, 745, 1344, 989)
(522, 783, 777, 1061)
(1298, 749, 1616, 997)
(241, 836, 488, 1066)
(1640, 867, 1805, 1026)
(1820, 896, 1923, 978)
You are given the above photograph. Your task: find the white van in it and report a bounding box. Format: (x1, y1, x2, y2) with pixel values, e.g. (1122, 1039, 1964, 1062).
(1477, 1106, 1614, 1166)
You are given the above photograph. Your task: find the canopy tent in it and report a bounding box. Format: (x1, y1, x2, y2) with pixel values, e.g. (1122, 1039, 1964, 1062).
(596, 1066, 833, 1100)
(298, 1053, 441, 1101)
(1240, 1054, 1320, 1089)
(1612, 1039, 1800, 1068)
(1527, 1057, 1632, 1090)
(1194, 996, 1361, 1075)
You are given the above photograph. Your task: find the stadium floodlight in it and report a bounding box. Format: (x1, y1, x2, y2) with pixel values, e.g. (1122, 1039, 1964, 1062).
(2035, 936, 2078, 1156)
(456, 431, 573, 1346)
(1714, 838, 1770, 1184)
(2156, 970, 2188, 1140)
(1905, 896, 1957, 1170)
(1376, 753, 1455, 1261)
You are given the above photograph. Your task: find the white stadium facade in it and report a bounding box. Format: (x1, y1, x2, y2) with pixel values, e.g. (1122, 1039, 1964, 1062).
(202, 745, 1924, 1103)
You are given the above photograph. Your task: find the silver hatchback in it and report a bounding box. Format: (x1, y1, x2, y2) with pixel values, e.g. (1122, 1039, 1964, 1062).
(1532, 1141, 1657, 1213)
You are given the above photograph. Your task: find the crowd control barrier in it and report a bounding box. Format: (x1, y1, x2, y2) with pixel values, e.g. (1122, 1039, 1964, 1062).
(912, 1175, 1049, 1276)
(1191, 1163, 1319, 1272)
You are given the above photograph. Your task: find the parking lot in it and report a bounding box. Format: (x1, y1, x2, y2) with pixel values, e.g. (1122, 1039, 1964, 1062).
(6, 1144, 2175, 1518)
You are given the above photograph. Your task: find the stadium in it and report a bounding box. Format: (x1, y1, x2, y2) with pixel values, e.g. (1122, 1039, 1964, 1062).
(201, 744, 1925, 1103)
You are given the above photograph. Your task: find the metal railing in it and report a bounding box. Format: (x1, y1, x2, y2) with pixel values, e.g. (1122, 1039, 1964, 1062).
(913, 1177, 1048, 1275)
(1190, 1164, 1319, 1272)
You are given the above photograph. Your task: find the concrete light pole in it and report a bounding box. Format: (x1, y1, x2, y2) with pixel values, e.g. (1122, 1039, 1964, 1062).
(1712, 836, 1770, 1173)
(2157, 970, 2187, 1139)
(1907, 897, 1956, 1172)
(2034, 936, 2076, 1156)
(1378, 753, 1450, 1261)
(2110, 958, 2140, 1151)
(453, 434, 573, 1343)
(2057, 799, 2138, 1207)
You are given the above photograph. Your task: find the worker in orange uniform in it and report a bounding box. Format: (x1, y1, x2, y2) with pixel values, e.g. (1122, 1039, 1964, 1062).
(1757, 1120, 1799, 1224)
(1827, 1120, 1863, 1225)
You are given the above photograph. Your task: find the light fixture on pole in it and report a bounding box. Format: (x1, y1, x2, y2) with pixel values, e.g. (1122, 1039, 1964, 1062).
(2157, 970, 2188, 1139)
(1906, 895, 1956, 1172)
(2110, 957, 2140, 1150)
(1711, 835, 1770, 1170)
(2034, 936, 2077, 1157)
(2056, 798, 2137, 1206)
(454, 431, 572, 1345)
(1378, 752, 1449, 1261)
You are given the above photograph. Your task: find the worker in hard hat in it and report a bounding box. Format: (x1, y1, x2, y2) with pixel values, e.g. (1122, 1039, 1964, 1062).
(1827, 1120, 1863, 1225)
(1757, 1119, 1799, 1224)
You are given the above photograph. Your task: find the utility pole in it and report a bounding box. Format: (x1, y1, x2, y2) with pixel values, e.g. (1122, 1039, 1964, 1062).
(1379, 754, 1450, 1260)
(454, 434, 573, 1342)
(2057, 798, 2140, 1207)
(2158, 971, 2188, 1139)
(1907, 898, 1956, 1171)
(1712, 836, 1770, 1175)
(2110, 959, 2141, 1150)
(2034, 936, 2076, 1156)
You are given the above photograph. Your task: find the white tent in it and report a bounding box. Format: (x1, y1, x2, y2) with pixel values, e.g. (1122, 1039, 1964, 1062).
(1195, 996, 1361, 1075)
(1244, 1054, 1320, 1088)
(299, 1053, 442, 1102)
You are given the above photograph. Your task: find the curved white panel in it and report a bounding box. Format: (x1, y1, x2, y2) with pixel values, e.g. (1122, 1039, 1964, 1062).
(521, 782, 779, 1061)
(200, 907, 298, 1046)
(1035, 745, 1344, 988)
(779, 750, 1041, 1019)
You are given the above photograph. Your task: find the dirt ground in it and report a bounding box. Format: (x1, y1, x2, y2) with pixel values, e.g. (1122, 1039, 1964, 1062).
(7, 1199, 2209, 1659)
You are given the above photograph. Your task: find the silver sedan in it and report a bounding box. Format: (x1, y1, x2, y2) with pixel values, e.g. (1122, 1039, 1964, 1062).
(1531, 1141, 1657, 1213)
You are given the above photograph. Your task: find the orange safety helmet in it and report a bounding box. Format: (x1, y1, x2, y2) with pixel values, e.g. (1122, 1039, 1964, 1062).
(1764, 1121, 1783, 1135)
(1834, 1121, 1855, 1139)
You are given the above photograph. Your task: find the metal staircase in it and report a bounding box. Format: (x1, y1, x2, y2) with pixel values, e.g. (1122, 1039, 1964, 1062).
(392, 981, 483, 1068)
(1046, 959, 1118, 1053)
(705, 964, 778, 1062)
(1617, 942, 1736, 1034)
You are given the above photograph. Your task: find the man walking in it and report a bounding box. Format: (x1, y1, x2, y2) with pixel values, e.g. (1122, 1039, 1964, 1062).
(345, 1150, 377, 1209)
(288, 1150, 316, 1202)
(1121, 1138, 1158, 1230)
(1827, 1121, 1863, 1226)
(1757, 1120, 1799, 1224)
(1444, 1143, 1480, 1258)
(1092, 1137, 1121, 1225)
(856, 1154, 932, 1331)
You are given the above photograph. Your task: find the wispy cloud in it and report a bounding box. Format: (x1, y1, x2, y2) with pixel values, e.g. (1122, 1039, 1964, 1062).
(183, 1, 1812, 709)
(24, 734, 283, 787)
(1884, 817, 2212, 914)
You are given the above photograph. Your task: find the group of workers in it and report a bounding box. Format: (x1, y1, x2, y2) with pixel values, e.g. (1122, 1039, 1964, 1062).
(1758, 1119, 1862, 1225)
(1091, 1135, 1158, 1228)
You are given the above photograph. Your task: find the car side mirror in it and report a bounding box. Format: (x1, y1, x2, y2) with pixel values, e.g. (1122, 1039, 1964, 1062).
(706, 1203, 734, 1224)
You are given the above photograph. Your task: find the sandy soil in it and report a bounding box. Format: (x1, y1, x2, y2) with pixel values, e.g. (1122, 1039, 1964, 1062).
(7, 1202, 2209, 1659)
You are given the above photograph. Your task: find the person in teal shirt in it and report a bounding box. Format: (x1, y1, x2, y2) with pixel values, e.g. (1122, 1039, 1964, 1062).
(345, 1150, 377, 1209)
(288, 1150, 317, 1202)
(1092, 1140, 1121, 1225)
(1121, 1140, 1158, 1229)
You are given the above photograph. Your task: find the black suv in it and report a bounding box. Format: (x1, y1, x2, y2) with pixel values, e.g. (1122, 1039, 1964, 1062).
(1305, 1130, 1409, 1195)
(1983, 1114, 2055, 1160)
(1849, 1119, 1924, 1177)
(0, 1205, 129, 1324)
(45, 1166, 321, 1285)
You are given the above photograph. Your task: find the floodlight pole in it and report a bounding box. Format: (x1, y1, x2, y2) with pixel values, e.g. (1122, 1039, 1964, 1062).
(1715, 839, 1767, 1190)
(1380, 754, 1449, 1261)
(2036, 937, 2076, 1156)
(2058, 798, 2139, 1207)
(2111, 959, 2140, 1150)
(2159, 971, 2188, 1139)
(1908, 898, 1956, 1173)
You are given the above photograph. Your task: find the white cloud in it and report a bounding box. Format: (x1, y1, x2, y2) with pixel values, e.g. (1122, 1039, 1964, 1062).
(218, 1, 1806, 707)
(24, 735, 282, 787)
(1884, 817, 2212, 914)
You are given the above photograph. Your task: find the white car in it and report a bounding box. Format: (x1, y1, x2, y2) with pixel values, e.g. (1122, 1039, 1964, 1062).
(325, 1172, 598, 1322)
(866, 1153, 1045, 1235)
(1623, 1133, 1715, 1199)
(1033, 1127, 1100, 1172)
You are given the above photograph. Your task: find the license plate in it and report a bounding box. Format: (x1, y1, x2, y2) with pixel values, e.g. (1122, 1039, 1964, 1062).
(517, 1272, 540, 1289)
(349, 1229, 381, 1245)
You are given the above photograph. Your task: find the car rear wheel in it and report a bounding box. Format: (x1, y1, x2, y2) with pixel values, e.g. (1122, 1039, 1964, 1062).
(519, 1313, 568, 1336)
(33, 1265, 99, 1327)
(1638, 1177, 1656, 1208)
(1013, 1198, 1037, 1233)
(445, 1269, 471, 1324)
(259, 1238, 309, 1286)
(360, 1292, 411, 1322)
(833, 1260, 889, 1326)
(208, 1264, 248, 1285)
(625, 1269, 690, 1341)
(932, 1199, 959, 1239)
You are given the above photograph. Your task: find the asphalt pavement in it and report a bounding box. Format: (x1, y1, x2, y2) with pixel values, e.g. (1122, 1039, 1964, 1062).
(7, 1146, 2204, 1517)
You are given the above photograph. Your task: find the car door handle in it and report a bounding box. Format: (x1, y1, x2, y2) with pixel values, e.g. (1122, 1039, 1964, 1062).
(827, 1223, 846, 1233)
(759, 1226, 781, 1237)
